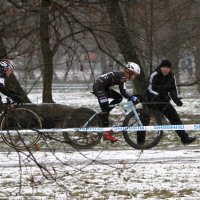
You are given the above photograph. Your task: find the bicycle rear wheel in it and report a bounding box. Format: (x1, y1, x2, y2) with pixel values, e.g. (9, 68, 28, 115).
(1, 108, 42, 150)
(63, 108, 103, 149)
(123, 110, 163, 149)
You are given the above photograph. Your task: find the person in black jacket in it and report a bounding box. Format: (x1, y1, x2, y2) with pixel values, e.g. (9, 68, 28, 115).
(137, 59, 196, 145)
(0, 59, 22, 103)
(93, 62, 140, 143)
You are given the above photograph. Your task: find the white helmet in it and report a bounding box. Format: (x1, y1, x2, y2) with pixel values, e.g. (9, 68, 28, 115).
(0, 59, 15, 70)
(125, 62, 140, 75)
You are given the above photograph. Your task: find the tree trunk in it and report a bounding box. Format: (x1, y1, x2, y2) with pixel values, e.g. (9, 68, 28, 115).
(0, 103, 74, 128)
(105, 0, 147, 94)
(194, 48, 200, 92)
(0, 38, 7, 58)
(40, 0, 54, 103)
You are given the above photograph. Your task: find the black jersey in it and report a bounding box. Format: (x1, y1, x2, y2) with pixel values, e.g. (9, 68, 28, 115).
(147, 70, 180, 102)
(93, 71, 132, 99)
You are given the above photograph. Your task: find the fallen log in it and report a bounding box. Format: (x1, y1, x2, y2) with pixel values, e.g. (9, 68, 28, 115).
(13, 103, 74, 128)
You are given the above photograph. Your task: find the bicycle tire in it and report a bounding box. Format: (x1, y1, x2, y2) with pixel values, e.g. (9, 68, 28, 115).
(63, 107, 103, 149)
(122, 110, 163, 150)
(1, 108, 42, 150)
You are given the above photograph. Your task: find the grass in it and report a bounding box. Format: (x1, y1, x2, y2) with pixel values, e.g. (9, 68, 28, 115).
(178, 189, 193, 197)
(143, 189, 175, 199)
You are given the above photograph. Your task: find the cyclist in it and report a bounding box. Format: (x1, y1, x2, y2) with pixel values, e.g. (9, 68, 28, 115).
(138, 59, 196, 145)
(93, 62, 140, 143)
(0, 59, 22, 103)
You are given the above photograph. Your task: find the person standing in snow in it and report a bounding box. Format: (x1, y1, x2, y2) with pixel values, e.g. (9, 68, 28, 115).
(137, 59, 196, 145)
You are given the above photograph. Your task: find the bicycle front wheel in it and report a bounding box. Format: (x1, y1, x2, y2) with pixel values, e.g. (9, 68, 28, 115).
(1, 108, 42, 150)
(122, 111, 163, 150)
(63, 108, 103, 149)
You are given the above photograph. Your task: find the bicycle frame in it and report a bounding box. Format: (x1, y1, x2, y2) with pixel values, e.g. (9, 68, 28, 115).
(82, 101, 143, 128)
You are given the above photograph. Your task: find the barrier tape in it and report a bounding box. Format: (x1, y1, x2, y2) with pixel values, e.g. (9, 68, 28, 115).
(0, 124, 200, 135)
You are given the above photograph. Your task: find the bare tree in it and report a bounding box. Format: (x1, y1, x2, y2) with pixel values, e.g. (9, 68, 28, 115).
(40, 0, 54, 103)
(104, 0, 146, 94)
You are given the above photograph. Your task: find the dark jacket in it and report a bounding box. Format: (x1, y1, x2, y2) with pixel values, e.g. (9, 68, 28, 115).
(147, 69, 180, 103)
(93, 71, 132, 99)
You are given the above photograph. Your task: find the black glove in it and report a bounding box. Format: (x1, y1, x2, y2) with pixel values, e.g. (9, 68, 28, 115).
(11, 95, 23, 104)
(174, 98, 183, 107)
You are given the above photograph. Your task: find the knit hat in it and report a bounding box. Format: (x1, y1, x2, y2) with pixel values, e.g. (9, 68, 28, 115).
(159, 59, 172, 68)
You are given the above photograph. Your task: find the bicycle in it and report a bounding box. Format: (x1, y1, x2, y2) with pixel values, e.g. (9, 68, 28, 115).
(63, 100, 163, 149)
(0, 98, 42, 150)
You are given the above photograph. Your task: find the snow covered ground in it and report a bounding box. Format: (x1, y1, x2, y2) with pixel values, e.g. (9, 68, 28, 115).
(0, 84, 200, 199)
(1, 147, 200, 199)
